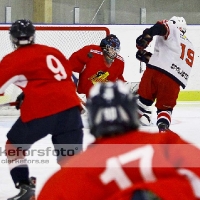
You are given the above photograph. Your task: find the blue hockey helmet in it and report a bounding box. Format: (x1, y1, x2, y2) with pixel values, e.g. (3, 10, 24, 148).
(100, 34, 120, 59)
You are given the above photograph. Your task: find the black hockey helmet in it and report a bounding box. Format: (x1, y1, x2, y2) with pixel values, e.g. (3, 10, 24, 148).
(100, 34, 120, 60)
(9, 19, 35, 48)
(86, 81, 139, 138)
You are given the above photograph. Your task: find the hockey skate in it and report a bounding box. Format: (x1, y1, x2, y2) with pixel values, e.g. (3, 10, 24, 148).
(158, 122, 169, 133)
(8, 177, 36, 200)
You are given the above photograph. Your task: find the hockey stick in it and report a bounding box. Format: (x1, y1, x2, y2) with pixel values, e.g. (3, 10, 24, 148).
(80, 102, 88, 114)
(0, 101, 18, 108)
(139, 61, 143, 73)
(77, 94, 88, 114)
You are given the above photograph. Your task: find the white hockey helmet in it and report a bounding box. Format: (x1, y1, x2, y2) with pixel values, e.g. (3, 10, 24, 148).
(169, 16, 187, 34)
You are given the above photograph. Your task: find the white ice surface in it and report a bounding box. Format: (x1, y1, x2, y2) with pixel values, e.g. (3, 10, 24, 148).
(0, 102, 200, 199)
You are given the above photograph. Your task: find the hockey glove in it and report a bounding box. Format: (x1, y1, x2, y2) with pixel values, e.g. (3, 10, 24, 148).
(136, 50, 152, 64)
(15, 92, 24, 110)
(130, 82, 139, 96)
(136, 29, 153, 50)
(124, 82, 139, 96)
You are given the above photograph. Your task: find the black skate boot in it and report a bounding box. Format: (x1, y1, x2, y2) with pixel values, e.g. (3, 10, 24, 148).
(158, 122, 169, 133)
(8, 177, 36, 200)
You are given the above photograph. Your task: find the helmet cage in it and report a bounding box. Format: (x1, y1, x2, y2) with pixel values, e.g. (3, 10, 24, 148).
(86, 81, 139, 138)
(104, 44, 120, 59)
(100, 34, 120, 59)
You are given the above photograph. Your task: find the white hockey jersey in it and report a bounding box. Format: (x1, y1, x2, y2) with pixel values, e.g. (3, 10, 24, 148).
(148, 20, 195, 88)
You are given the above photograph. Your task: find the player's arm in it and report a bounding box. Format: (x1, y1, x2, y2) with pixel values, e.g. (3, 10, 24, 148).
(136, 21, 168, 50)
(136, 50, 152, 64)
(69, 45, 92, 73)
(136, 21, 168, 63)
(144, 21, 168, 37)
(116, 58, 126, 82)
(117, 66, 126, 82)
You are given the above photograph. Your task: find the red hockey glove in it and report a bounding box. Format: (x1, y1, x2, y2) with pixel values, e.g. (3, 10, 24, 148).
(136, 50, 152, 64)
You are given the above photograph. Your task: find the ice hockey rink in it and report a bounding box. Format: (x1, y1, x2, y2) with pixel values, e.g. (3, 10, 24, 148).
(0, 102, 200, 199)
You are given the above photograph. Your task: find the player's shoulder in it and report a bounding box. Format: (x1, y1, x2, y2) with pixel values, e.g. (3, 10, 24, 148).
(30, 43, 60, 52)
(31, 43, 49, 49)
(60, 145, 103, 168)
(88, 45, 103, 55)
(83, 44, 100, 50)
(2, 44, 43, 61)
(134, 130, 183, 144)
(80, 44, 102, 54)
(116, 54, 124, 62)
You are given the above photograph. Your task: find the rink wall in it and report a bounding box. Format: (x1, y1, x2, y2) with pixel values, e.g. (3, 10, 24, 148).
(0, 24, 199, 101)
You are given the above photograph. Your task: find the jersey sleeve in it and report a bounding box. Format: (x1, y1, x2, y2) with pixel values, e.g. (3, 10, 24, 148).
(117, 65, 126, 82)
(143, 20, 168, 37)
(69, 45, 92, 73)
(115, 55, 126, 82)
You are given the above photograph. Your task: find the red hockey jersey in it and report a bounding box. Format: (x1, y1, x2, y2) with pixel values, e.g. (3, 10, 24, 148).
(69, 45, 125, 97)
(38, 130, 200, 200)
(0, 44, 80, 122)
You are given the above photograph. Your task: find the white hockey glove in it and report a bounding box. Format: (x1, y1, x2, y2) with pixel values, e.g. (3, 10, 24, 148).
(77, 93, 87, 114)
(124, 82, 139, 96)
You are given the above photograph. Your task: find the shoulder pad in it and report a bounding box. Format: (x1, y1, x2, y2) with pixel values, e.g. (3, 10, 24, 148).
(116, 55, 124, 62)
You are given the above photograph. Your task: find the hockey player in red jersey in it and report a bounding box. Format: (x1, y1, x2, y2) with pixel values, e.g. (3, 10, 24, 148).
(135, 16, 195, 132)
(38, 81, 200, 200)
(69, 34, 126, 97)
(2, 19, 83, 200)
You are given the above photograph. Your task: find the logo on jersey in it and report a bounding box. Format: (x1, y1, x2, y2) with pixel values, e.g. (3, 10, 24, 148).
(180, 34, 188, 41)
(171, 63, 188, 80)
(88, 71, 109, 84)
(90, 49, 103, 55)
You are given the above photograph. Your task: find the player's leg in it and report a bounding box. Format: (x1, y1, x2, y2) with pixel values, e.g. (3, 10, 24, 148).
(155, 75, 180, 132)
(51, 106, 83, 164)
(138, 96, 154, 126)
(156, 109, 173, 132)
(6, 115, 57, 200)
(137, 68, 155, 126)
(5, 139, 36, 200)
